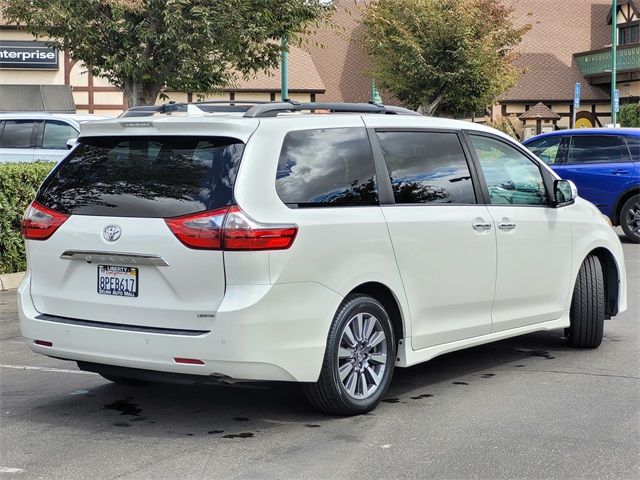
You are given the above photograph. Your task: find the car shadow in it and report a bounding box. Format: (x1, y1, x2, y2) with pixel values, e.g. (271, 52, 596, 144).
(16, 329, 586, 437)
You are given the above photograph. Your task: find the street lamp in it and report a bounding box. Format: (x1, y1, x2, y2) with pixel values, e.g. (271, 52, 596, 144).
(281, 36, 289, 102)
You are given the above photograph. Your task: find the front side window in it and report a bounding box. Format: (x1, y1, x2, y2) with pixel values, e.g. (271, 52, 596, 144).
(42, 121, 79, 149)
(376, 131, 476, 204)
(276, 128, 378, 207)
(525, 135, 564, 164)
(0, 120, 35, 148)
(568, 135, 631, 163)
(470, 135, 547, 206)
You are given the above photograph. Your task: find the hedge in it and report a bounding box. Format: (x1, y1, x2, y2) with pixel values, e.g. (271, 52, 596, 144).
(0, 162, 56, 274)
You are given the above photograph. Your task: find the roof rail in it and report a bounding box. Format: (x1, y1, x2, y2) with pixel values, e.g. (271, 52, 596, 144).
(120, 100, 420, 118)
(243, 101, 420, 118)
(120, 100, 273, 118)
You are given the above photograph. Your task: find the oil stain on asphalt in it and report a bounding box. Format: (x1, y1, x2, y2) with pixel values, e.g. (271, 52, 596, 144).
(104, 397, 141, 416)
(222, 432, 254, 439)
(410, 394, 433, 400)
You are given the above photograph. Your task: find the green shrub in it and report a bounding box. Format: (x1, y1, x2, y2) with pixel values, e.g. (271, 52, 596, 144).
(0, 162, 56, 274)
(619, 103, 640, 128)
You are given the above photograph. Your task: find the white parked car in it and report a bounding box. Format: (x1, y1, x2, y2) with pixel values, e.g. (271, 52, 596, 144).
(18, 102, 627, 415)
(0, 112, 109, 163)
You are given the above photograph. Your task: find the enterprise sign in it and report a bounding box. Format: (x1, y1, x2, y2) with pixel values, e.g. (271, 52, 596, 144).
(0, 40, 59, 70)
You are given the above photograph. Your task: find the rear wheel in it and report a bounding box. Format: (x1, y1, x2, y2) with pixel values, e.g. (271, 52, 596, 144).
(565, 255, 605, 348)
(304, 294, 396, 415)
(620, 194, 640, 243)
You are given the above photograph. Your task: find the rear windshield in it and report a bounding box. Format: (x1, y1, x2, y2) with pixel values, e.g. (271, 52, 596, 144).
(37, 136, 244, 218)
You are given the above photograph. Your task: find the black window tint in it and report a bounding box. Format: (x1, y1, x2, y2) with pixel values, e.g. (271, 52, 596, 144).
(37, 136, 244, 217)
(470, 134, 547, 206)
(276, 128, 378, 207)
(42, 121, 78, 149)
(525, 136, 564, 164)
(376, 131, 476, 204)
(0, 120, 35, 148)
(568, 135, 631, 163)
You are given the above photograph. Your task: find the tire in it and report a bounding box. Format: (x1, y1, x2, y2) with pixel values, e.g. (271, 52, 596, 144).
(620, 194, 640, 243)
(565, 255, 605, 348)
(304, 294, 396, 416)
(99, 373, 147, 385)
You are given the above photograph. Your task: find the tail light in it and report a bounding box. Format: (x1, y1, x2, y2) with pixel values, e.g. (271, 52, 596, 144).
(165, 205, 297, 251)
(164, 206, 227, 250)
(21, 201, 69, 240)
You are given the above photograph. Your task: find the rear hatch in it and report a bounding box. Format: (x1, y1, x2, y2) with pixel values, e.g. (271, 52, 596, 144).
(26, 123, 256, 332)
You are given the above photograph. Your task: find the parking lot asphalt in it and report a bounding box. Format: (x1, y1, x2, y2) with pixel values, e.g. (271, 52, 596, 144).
(1, 233, 638, 480)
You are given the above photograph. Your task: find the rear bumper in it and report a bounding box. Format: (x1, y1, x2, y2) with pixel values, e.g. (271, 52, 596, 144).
(18, 272, 341, 382)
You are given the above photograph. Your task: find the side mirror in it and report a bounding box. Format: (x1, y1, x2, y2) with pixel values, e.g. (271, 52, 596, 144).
(554, 179, 577, 207)
(66, 138, 77, 150)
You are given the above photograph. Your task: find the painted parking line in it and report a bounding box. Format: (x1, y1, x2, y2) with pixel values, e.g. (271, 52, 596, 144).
(0, 364, 97, 375)
(0, 467, 25, 473)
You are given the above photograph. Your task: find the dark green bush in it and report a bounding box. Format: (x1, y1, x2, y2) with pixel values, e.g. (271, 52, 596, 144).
(0, 162, 56, 274)
(619, 103, 640, 128)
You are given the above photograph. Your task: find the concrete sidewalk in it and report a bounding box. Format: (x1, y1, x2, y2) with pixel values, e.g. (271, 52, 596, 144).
(0, 272, 24, 291)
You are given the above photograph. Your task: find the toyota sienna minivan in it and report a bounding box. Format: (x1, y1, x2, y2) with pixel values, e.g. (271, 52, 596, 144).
(18, 102, 627, 415)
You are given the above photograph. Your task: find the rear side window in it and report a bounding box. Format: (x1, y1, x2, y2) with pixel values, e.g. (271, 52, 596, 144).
(41, 121, 78, 149)
(0, 120, 35, 148)
(568, 135, 631, 163)
(37, 136, 244, 217)
(275, 127, 378, 207)
(375, 131, 476, 204)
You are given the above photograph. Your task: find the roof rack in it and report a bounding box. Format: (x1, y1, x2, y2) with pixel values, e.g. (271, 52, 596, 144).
(119, 100, 420, 118)
(243, 101, 420, 118)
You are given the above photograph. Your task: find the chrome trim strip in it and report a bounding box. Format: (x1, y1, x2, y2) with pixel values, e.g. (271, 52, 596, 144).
(60, 250, 169, 266)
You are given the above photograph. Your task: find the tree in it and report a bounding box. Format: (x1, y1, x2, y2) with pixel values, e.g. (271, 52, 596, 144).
(619, 103, 640, 128)
(2, 0, 330, 107)
(362, 0, 530, 117)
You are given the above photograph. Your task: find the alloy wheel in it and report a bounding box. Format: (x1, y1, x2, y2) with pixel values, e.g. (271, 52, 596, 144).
(337, 312, 387, 399)
(625, 200, 640, 237)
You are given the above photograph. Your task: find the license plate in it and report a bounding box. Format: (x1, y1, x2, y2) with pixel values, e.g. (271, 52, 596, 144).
(97, 265, 138, 297)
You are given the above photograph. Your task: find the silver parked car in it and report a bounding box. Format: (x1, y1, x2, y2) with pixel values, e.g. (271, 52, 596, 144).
(0, 113, 109, 163)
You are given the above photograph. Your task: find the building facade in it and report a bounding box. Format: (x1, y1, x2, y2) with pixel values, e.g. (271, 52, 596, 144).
(1, 0, 638, 124)
(494, 0, 639, 137)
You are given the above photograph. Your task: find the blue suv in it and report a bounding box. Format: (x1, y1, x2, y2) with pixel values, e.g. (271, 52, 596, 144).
(524, 128, 640, 242)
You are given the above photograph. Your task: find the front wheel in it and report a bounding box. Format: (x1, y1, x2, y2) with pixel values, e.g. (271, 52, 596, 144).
(304, 294, 396, 415)
(565, 255, 605, 348)
(620, 194, 640, 243)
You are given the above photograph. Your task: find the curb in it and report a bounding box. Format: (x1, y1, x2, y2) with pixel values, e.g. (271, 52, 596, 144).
(0, 272, 24, 291)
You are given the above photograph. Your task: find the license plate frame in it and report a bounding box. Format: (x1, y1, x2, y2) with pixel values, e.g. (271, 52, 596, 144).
(97, 265, 138, 297)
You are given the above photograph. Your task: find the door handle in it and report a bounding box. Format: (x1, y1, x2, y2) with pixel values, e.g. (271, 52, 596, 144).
(612, 169, 630, 175)
(498, 222, 517, 231)
(472, 222, 492, 232)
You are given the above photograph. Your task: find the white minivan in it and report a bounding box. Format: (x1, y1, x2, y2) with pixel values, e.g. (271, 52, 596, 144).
(18, 102, 627, 415)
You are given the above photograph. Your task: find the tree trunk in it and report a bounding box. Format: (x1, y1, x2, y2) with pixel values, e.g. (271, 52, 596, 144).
(417, 92, 445, 116)
(122, 80, 164, 108)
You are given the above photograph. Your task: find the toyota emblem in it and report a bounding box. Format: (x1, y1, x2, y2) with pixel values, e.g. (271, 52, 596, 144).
(103, 225, 122, 242)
